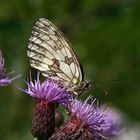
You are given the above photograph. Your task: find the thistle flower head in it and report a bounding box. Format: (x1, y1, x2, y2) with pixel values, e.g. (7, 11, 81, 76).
(0, 50, 19, 86)
(68, 98, 122, 139)
(23, 73, 71, 106)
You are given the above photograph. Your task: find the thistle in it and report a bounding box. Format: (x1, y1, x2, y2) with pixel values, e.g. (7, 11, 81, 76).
(0, 50, 19, 86)
(22, 73, 71, 139)
(49, 98, 122, 140)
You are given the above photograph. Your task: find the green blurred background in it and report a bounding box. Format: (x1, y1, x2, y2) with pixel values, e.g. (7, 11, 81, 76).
(0, 0, 140, 140)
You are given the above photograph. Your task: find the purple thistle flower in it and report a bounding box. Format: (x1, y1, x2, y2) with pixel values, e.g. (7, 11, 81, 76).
(69, 98, 122, 139)
(0, 50, 19, 86)
(22, 73, 71, 139)
(49, 98, 122, 140)
(24, 73, 71, 106)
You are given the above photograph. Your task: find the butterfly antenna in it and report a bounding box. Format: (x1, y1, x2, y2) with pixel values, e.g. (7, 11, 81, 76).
(91, 79, 120, 83)
(89, 81, 108, 95)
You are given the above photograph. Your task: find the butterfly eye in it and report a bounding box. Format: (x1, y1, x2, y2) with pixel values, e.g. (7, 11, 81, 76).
(84, 82, 91, 90)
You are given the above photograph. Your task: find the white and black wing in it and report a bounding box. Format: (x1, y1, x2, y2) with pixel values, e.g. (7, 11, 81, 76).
(27, 18, 83, 86)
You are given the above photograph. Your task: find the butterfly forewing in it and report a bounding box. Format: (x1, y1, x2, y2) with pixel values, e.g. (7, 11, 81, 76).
(27, 18, 84, 91)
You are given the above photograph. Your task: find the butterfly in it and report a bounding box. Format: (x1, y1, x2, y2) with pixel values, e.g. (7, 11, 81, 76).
(27, 18, 90, 95)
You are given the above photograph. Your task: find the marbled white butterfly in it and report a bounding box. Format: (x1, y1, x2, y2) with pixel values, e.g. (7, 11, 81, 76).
(27, 18, 90, 95)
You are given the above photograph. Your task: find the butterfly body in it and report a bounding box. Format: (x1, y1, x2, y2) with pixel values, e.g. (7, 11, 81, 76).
(27, 18, 90, 94)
